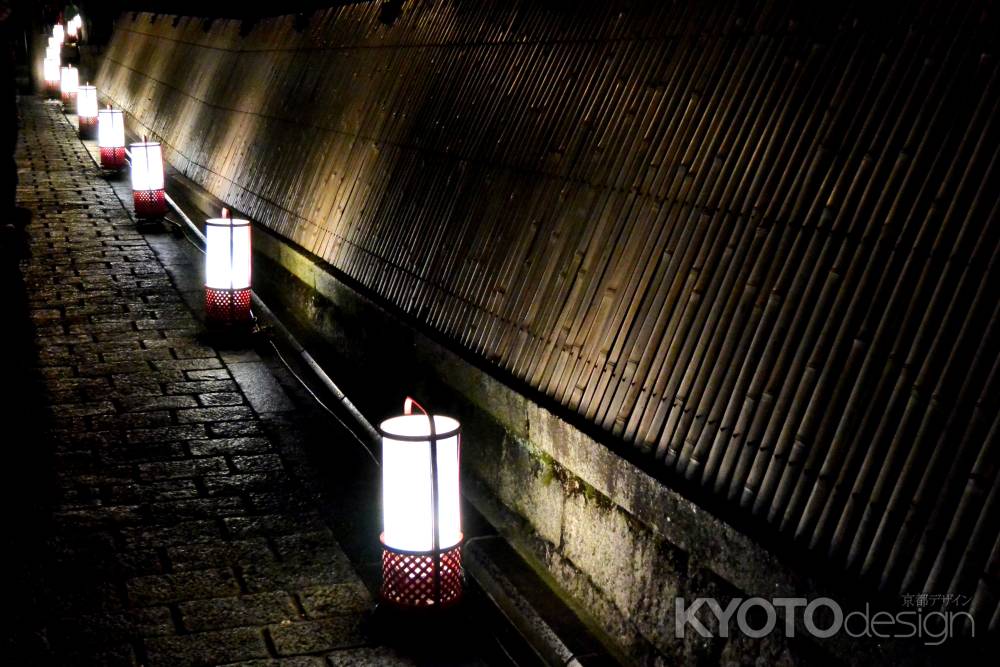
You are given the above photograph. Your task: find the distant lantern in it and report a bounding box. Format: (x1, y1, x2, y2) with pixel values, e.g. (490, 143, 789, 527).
(379, 398, 463, 609)
(77, 85, 98, 139)
(60, 66, 78, 111)
(66, 17, 79, 42)
(98, 108, 126, 170)
(204, 209, 253, 326)
(43, 57, 61, 98)
(130, 140, 167, 218)
(52, 24, 64, 44)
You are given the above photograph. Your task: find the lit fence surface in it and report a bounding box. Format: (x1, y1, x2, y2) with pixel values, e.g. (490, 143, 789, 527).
(97, 0, 1000, 626)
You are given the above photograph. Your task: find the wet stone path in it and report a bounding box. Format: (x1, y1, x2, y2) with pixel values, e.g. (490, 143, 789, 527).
(4, 97, 413, 666)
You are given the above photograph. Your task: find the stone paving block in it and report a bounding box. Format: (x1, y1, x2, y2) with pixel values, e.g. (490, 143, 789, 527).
(177, 406, 256, 423)
(138, 456, 231, 480)
(231, 453, 285, 473)
(297, 583, 372, 618)
(188, 436, 272, 456)
(129, 424, 207, 445)
(122, 519, 223, 547)
(148, 496, 247, 521)
(241, 557, 359, 594)
(197, 391, 246, 406)
(268, 616, 366, 656)
(106, 479, 201, 503)
(209, 421, 265, 437)
(120, 395, 200, 411)
(166, 379, 239, 394)
(203, 472, 293, 496)
(224, 514, 327, 539)
(127, 568, 241, 606)
(224, 658, 327, 667)
(167, 538, 276, 572)
(324, 648, 418, 666)
(179, 591, 300, 632)
(144, 627, 270, 666)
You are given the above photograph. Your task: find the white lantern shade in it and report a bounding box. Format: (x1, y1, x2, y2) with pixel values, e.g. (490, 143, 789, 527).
(60, 66, 77, 94)
(77, 85, 98, 119)
(380, 414, 462, 552)
(98, 109, 125, 148)
(43, 57, 60, 84)
(130, 142, 165, 191)
(205, 217, 252, 290)
(53, 24, 64, 43)
(67, 21, 78, 38)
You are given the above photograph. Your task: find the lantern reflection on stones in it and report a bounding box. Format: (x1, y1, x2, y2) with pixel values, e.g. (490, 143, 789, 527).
(60, 65, 77, 112)
(98, 108, 126, 170)
(77, 85, 98, 139)
(379, 399, 463, 609)
(204, 209, 252, 326)
(130, 140, 167, 218)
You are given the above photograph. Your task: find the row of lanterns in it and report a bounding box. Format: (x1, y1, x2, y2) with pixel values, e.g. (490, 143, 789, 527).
(45, 20, 464, 610)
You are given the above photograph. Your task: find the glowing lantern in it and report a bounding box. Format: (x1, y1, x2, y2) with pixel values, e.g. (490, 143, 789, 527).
(77, 85, 98, 139)
(98, 108, 126, 170)
(204, 209, 253, 325)
(66, 15, 81, 43)
(130, 140, 167, 218)
(379, 398, 463, 609)
(52, 24, 64, 44)
(60, 66, 78, 111)
(43, 57, 60, 98)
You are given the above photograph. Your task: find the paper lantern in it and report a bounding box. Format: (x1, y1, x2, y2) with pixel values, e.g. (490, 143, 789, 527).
(98, 108, 126, 170)
(77, 85, 98, 139)
(60, 66, 77, 111)
(204, 209, 253, 325)
(43, 56, 60, 98)
(52, 24, 64, 44)
(379, 399, 463, 609)
(66, 16, 80, 43)
(130, 141, 167, 218)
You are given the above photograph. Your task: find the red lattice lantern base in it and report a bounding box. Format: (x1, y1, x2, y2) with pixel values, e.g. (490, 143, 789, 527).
(133, 189, 167, 218)
(100, 147, 127, 170)
(61, 92, 76, 113)
(205, 287, 252, 326)
(46, 82, 60, 99)
(78, 116, 97, 139)
(380, 536, 463, 610)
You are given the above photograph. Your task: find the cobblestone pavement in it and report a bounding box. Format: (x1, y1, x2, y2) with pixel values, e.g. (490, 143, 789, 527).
(2, 97, 418, 666)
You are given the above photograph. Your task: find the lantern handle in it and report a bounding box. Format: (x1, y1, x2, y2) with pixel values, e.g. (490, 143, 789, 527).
(403, 396, 428, 418)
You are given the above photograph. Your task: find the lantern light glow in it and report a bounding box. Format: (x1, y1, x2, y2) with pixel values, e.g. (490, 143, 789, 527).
(60, 66, 78, 111)
(98, 108, 127, 170)
(43, 57, 60, 97)
(130, 141, 167, 218)
(379, 400, 464, 609)
(77, 85, 98, 139)
(204, 210, 253, 325)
